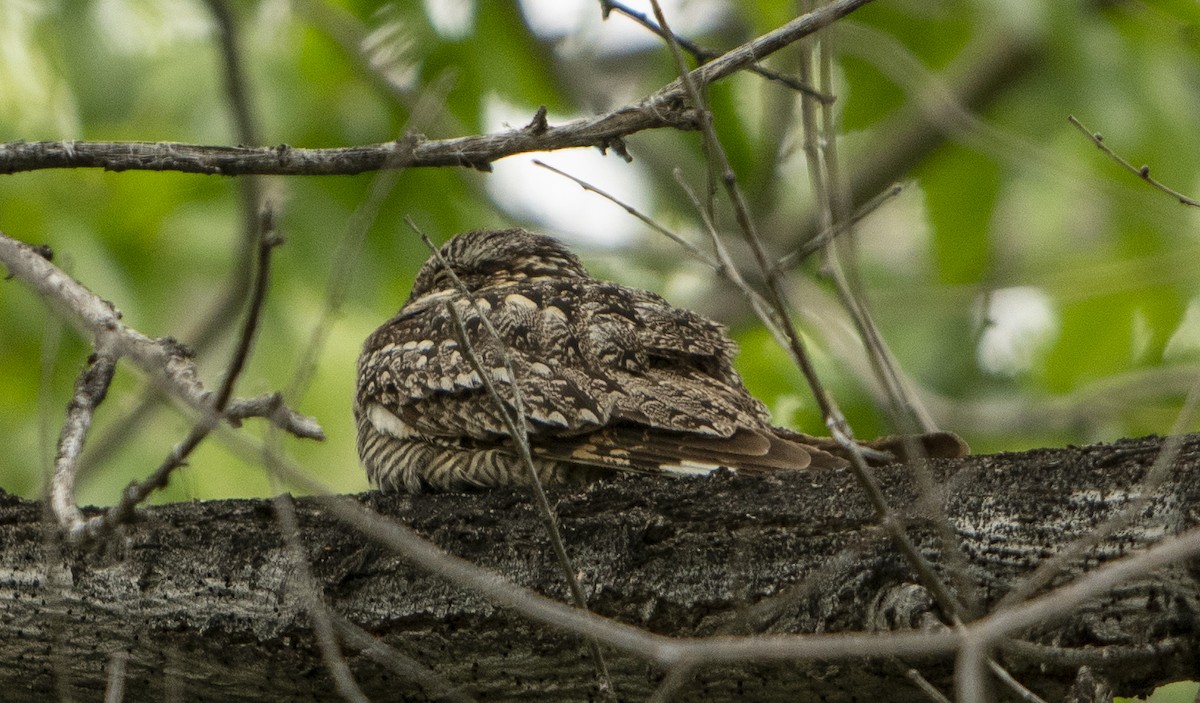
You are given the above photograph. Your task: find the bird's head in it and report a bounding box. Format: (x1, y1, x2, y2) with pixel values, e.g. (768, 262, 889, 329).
(408, 228, 589, 300)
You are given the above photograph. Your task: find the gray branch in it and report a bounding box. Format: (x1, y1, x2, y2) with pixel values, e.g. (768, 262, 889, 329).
(1, 434, 1197, 702)
(0, 0, 873, 178)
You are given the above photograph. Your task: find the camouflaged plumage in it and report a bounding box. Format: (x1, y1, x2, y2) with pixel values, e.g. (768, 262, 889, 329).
(355, 228, 966, 492)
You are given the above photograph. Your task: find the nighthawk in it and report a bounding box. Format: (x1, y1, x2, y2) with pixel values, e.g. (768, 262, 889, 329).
(355, 228, 966, 493)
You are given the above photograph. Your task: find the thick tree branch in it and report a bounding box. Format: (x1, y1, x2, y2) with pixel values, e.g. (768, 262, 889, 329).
(0, 0, 872, 177)
(1, 434, 1196, 702)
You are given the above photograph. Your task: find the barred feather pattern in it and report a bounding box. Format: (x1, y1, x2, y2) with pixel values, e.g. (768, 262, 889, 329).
(355, 228, 967, 492)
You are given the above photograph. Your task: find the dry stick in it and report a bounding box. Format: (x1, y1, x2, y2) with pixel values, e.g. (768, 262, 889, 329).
(532, 160, 718, 265)
(238, 410, 1192, 686)
(773, 182, 906, 271)
(201, 0, 266, 339)
(801, 21, 1033, 699)
(49, 348, 118, 532)
(412, 225, 617, 700)
(533, 158, 895, 275)
(273, 493, 372, 703)
(673, 172, 806, 361)
(808, 29, 936, 435)
(598, 0, 833, 102)
(901, 663, 954, 703)
(648, 0, 964, 625)
(1068, 115, 1200, 208)
(993, 521, 1200, 634)
(0, 0, 872, 178)
(987, 660, 1049, 703)
(645, 664, 696, 703)
(956, 641, 992, 703)
(658, 10, 1027, 696)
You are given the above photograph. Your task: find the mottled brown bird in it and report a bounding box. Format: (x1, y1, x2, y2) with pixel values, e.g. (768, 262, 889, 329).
(356, 228, 966, 493)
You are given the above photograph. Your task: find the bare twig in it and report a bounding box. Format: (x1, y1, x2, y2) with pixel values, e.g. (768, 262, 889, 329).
(285, 70, 456, 403)
(532, 159, 720, 267)
(0, 0, 872, 177)
(774, 182, 907, 271)
(645, 664, 695, 703)
(0, 233, 319, 437)
(973, 523, 1200, 647)
(208, 423, 963, 669)
(598, 0, 832, 102)
(80, 207, 283, 538)
(224, 418, 1200, 675)
(291, 471, 963, 667)
(988, 659, 1049, 703)
(49, 349, 117, 532)
(956, 641, 992, 703)
(900, 662, 953, 703)
(1068, 115, 1200, 207)
(798, 15, 984, 634)
(413, 223, 616, 700)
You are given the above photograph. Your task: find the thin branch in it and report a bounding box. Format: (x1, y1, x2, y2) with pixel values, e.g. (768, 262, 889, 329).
(76, 207, 283, 539)
(78, 0, 268, 474)
(899, 662, 953, 703)
(226, 418, 1200, 674)
(284, 70, 456, 403)
(0, 0, 874, 177)
(0, 232, 319, 439)
(972, 522, 1200, 645)
(0, 229, 320, 538)
(598, 0, 832, 102)
(988, 659, 1049, 703)
(645, 664, 695, 703)
(532, 159, 719, 267)
(798, 16, 983, 629)
(1068, 115, 1200, 207)
(956, 641, 993, 703)
(49, 349, 117, 532)
(773, 182, 906, 271)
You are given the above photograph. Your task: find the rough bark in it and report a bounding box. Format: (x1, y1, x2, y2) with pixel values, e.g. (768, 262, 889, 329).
(0, 434, 1197, 702)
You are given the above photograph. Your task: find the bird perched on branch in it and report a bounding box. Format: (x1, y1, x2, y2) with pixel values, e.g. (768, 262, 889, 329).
(355, 228, 966, 493)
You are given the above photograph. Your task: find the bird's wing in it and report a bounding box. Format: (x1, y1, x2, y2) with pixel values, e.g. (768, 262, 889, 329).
(356, 282, 771, 443)
(529, 425, 848, 475)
